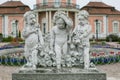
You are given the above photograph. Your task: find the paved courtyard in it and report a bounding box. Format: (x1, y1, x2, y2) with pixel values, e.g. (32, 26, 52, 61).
(0, 63, 120, 80)
(97, 63, 120, 80)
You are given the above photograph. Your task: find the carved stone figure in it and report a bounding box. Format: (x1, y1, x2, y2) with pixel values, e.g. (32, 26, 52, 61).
(21, 10, 92, 71)
(50, 11, 73, 70)
(22, 11, 44, 69)
(72, 10, 91, 69)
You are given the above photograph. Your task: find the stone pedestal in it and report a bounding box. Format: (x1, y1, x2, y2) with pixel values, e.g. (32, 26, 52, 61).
(12, 68, 106, 80)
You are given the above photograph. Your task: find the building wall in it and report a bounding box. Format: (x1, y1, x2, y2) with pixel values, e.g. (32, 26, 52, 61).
(8, 15, 24, 35)
(89, 15, 104, 32)
(88, 14, 120, 38)
(108, 15, 120, 34)
(0, 16, 2, 33)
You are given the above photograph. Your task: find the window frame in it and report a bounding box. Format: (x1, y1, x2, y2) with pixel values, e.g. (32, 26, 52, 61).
(112, 21, 119, 33)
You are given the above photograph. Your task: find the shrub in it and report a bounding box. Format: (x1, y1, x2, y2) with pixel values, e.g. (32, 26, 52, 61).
(0, 33, 3, 42)
(2, 36, 13, 42)
(18, 31, 21, 38)
(106, 34, 119, 42)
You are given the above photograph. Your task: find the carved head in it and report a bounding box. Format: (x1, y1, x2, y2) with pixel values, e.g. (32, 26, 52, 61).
(77, 10, 89, 25)
(24, 11, 37, 25)
(53, 11, 67, 29)
(56, 18, 66, 29)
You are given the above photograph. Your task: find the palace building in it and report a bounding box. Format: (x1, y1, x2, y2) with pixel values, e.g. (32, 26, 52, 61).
(81, 1, 120, 39)
(0, 0, 120, 39)
(0, 0, 30, 38)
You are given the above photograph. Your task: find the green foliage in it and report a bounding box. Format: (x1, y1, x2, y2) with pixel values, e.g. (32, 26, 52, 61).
(0, 33, 3, 42)
(18, 31, 21, 38)
(101, 41, 106, 45)
(0, 33, 2, 37)
(106, 34, 119, 42)
(2, 36, 23, 42)
(2, 36, 13, 42)
(90, 41, 106, 46)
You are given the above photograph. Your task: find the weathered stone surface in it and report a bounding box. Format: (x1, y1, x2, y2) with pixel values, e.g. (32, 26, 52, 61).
(12, 71, 106, 80)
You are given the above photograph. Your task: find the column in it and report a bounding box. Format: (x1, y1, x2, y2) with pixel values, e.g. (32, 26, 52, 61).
(36, 12, 39, 23)
(2, 15, 8, 38)
(49, 11, 52, 31)
(46, 11, 49, 33)
(103, 15, 108, 38)
(75, 12, 78, 28)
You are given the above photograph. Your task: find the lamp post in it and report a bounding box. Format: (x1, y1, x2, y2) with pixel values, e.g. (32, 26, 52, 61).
(15, 20, 18, 38)
(96, 19, 98, 41)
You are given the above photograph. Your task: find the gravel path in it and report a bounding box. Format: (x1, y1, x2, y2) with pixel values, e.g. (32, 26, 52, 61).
(0, 63, 120, 80)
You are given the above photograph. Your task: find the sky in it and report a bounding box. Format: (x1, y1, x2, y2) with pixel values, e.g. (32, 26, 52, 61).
(0, 0, 120, 11)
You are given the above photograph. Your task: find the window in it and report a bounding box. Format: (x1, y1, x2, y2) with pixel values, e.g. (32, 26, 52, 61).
(43, 23, 46, 34)
(97, 22, 101, 33)
(43, 0, 47, 5)
(54, 0, 60, 7)
(42, 18, 47, 34)
(113, 21, 119, 33)
(67, 0, 71, 5)
(11, 20, 18, 37)
(95, 20, 102, 34)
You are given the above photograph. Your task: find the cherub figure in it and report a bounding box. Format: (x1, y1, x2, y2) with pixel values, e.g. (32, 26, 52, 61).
(50, 11, 73, 70)
(72, 10, 91, 69)
(22, 11, 44, 69)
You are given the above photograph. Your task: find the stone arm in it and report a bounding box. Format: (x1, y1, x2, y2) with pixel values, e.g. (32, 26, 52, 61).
(74, 25, 91, 39)
(50, 28, 55, 51)
(60, 14, 73, 43)
(22, 26, 36, 39)
(37, 27, 44, 46)
(81, 25, 91, 38)
(60, 14, 73, 31)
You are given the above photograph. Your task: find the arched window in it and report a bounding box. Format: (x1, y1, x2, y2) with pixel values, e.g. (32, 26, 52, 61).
(95, 20, 102, 34)
(11, 20, 18, 37)
(94, 20, 102, 39)
(112, 21, 119, 33)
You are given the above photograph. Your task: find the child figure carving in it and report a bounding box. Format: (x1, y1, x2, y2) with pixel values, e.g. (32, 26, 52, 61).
(50, 11, 73, 70)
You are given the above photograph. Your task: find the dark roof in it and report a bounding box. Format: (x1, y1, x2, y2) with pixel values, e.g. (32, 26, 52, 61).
(0, 1, 30, 14)
(81, 2, 120, 15)
(85, 2, 112, 8)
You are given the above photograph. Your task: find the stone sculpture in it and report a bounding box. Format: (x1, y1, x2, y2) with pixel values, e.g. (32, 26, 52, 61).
(21, 10, 91, 70)
(71, 10, 91, 69)
(13, 10, 106, 80)
(50, 11, 73, 70)
(31, 10, 73, 68)
(21, 11, 44, 69)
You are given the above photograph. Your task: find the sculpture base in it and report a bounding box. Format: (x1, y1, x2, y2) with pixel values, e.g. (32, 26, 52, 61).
(12, 68, 106, 80)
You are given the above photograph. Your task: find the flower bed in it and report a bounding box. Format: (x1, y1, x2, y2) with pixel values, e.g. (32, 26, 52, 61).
(0, 56, 27, 66)
(0, 42, 119, 66)
(0, 52, 119, 66)
(0, 43, 24, 50)
(90, 51, 120, 65)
